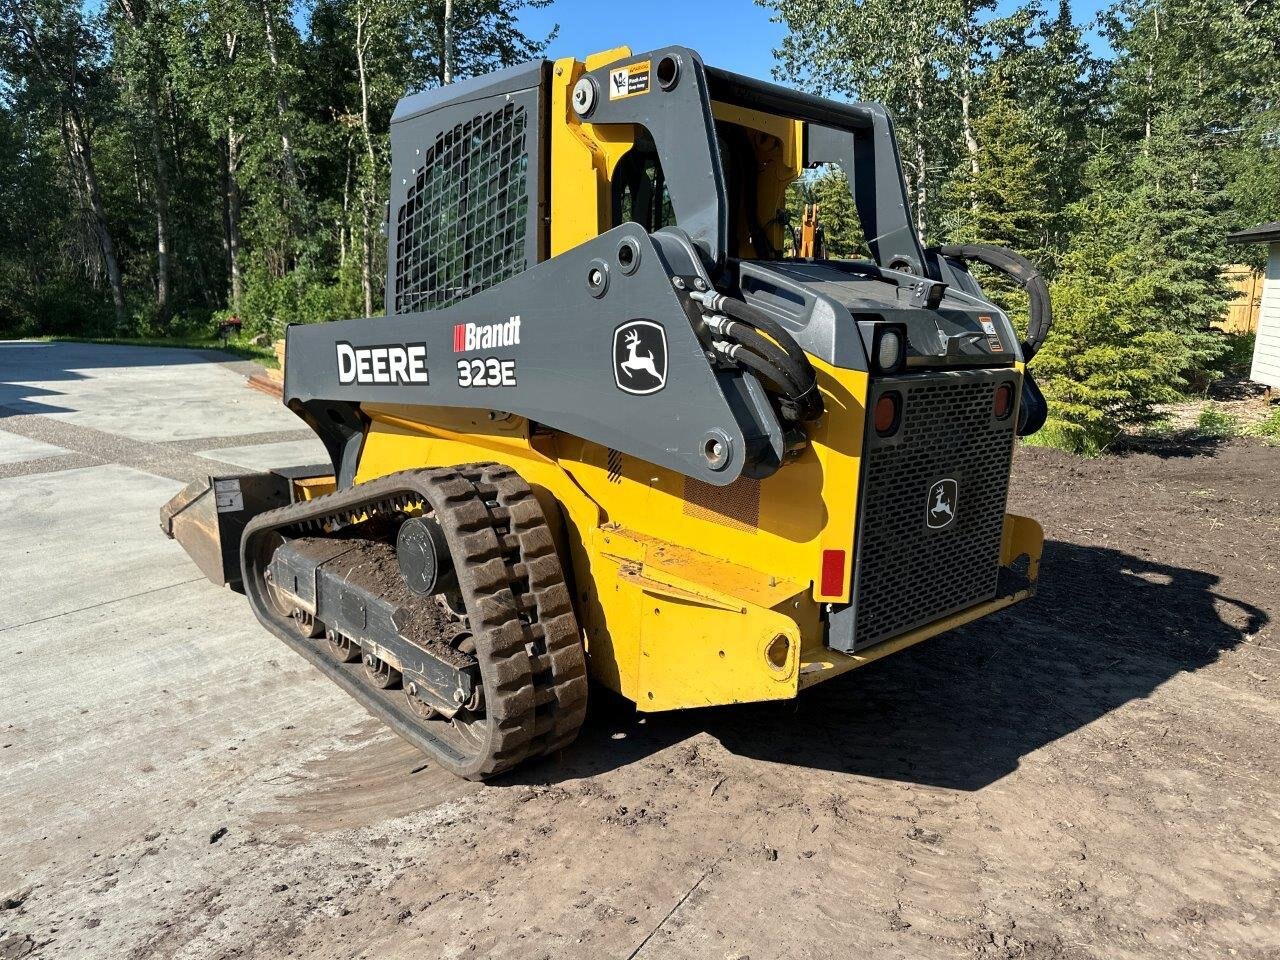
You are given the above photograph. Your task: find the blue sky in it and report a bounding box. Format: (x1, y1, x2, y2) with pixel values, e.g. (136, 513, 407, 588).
(514, 0, 1112, 80)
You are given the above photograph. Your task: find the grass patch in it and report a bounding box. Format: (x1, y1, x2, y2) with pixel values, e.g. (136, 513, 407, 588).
(1021, 422, 1112, 457)
(1243, 405, 1280, 446)
(35, 334, 278, 368)
(1137, 416, 1180, 440)
(1195, 404, 1240, 438)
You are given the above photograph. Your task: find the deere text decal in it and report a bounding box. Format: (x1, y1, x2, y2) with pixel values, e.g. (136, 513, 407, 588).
(336, 341, 429, 386)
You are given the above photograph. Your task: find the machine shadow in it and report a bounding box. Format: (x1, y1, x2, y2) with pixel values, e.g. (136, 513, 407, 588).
(520, 538, 1267, 791)
(0, 341, 254, 417)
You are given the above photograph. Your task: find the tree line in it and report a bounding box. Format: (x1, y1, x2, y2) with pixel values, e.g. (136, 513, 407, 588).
(0, 0, 550, 337)
(771, 0, 1280, 450)
(3, 0, 1279, 451)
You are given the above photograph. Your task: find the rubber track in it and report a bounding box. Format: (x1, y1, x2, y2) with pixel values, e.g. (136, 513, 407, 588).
(240, 464, 587, 780)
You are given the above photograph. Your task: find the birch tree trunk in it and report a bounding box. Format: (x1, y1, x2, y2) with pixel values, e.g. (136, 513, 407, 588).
(115, 0, 173, 322)
(219, 32, 243, 306)
(261, 0, 301, 197)
(354, 4, 376, 315)
(959, 4, 979, 188)
(911, 52, 928, 237)
(340, 152, 352, 270)
(443, 0, 453, 83)
(220, 124, 245, 306)
(958, 16, 979, 214)
(66, 108, 127, 327)
(1144, 8, 1161, 149)
(149, 83, 173, 321)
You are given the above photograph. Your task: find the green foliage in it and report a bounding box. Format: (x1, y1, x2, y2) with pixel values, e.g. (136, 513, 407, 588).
(1196, 405, 1239, 438)
(0, 0, 551, 337)
(944, 70, 1051, 261)
(1219, 333, 1258, 378)
(238, 259, 366, 338)
(990, 1, 1100, 258)
(1225, 108, 1280, 271)
(1033, 150, 1216, 452)
(1127, 117, 1232, 366)
(942, 67, 1052, 332)
(1244, 406, 1280, 446)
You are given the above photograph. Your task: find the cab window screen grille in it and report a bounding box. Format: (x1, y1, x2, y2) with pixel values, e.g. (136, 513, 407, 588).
(394, 103, 529, 313)
(851, 374, 1016, 650)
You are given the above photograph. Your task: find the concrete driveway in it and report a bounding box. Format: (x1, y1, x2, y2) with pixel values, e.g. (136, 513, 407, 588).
(0, 342, 358, 954)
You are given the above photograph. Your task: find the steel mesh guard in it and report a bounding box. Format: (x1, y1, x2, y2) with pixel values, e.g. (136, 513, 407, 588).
(394, 103, 530, 313)
(849, 371, 1017, 650)
(682, 476, 761, 533)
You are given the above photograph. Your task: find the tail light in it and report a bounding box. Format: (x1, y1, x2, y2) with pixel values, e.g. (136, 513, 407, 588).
(874, 391, 901, 437)
(993, 382, 1014, 420)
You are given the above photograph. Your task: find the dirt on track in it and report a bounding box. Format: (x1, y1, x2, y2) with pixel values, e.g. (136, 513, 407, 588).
(4, 438, 1279, 960)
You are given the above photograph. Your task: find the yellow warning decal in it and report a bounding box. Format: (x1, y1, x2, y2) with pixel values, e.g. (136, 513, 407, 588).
(609, 60, 651, 100)
(978, 315, 1004, 352)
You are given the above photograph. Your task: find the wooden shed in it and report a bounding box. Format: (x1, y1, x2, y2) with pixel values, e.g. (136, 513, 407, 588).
(1226, 222, 1280, 389)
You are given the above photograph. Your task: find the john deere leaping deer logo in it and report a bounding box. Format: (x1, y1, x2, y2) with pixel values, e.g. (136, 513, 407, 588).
(926, 478, 958, 530)
(613, 320, 667, 395)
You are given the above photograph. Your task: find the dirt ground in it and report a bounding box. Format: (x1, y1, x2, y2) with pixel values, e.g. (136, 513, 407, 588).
(4, 434, 1279, 960)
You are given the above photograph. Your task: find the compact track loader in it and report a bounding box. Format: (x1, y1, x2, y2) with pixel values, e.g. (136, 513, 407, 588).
(163, 46, 1051, 780)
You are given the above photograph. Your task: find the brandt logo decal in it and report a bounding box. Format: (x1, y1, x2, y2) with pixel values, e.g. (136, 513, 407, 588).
(926, 478, 958, 530)
(613, 320, 667, 395)
(453, 316, 521, 352)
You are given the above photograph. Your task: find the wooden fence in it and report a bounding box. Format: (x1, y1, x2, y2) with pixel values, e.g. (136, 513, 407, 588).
(1221, 263, 1263, 334)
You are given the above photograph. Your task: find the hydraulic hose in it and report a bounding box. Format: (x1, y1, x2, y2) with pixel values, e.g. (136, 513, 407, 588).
(709, 317, 807, 396)
(933, 243, 1052, 361)
(715, 342, 801, 402)
(694, 290, 817, 383)
(711, 320, 823, 421)
(692, 289, 824, 421)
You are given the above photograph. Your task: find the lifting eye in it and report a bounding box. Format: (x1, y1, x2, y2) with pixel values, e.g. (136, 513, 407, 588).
(993, 382, 1014, 420)
(874, 392, 901, 437)
(656, 55, 680, 90)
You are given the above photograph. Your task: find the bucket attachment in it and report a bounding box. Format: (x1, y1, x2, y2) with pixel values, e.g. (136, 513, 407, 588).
(160, 466, 332, 588)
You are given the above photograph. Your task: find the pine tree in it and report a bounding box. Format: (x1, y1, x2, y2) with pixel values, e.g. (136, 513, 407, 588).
(941, 68, 1051, 336)
(1124, 114, 1231, 375)
(1034, 132, 1228, 454)
(945, 69, 1051, 259)
(1034, 153, 1185, 452)
(1224, 111, 1280, 272)
(992, 0, 1098, 263)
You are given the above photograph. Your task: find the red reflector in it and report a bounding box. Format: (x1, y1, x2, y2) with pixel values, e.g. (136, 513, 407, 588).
(994, 382, 1014, 419)
(820, 549, 846, 596)
(874, 392, 900, 436)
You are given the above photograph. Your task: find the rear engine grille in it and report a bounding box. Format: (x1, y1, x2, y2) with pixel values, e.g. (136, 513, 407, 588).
(847, 371, 1017, 651)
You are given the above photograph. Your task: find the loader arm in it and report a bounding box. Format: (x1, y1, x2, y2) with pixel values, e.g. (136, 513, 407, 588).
(283, 225, 785, 487)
